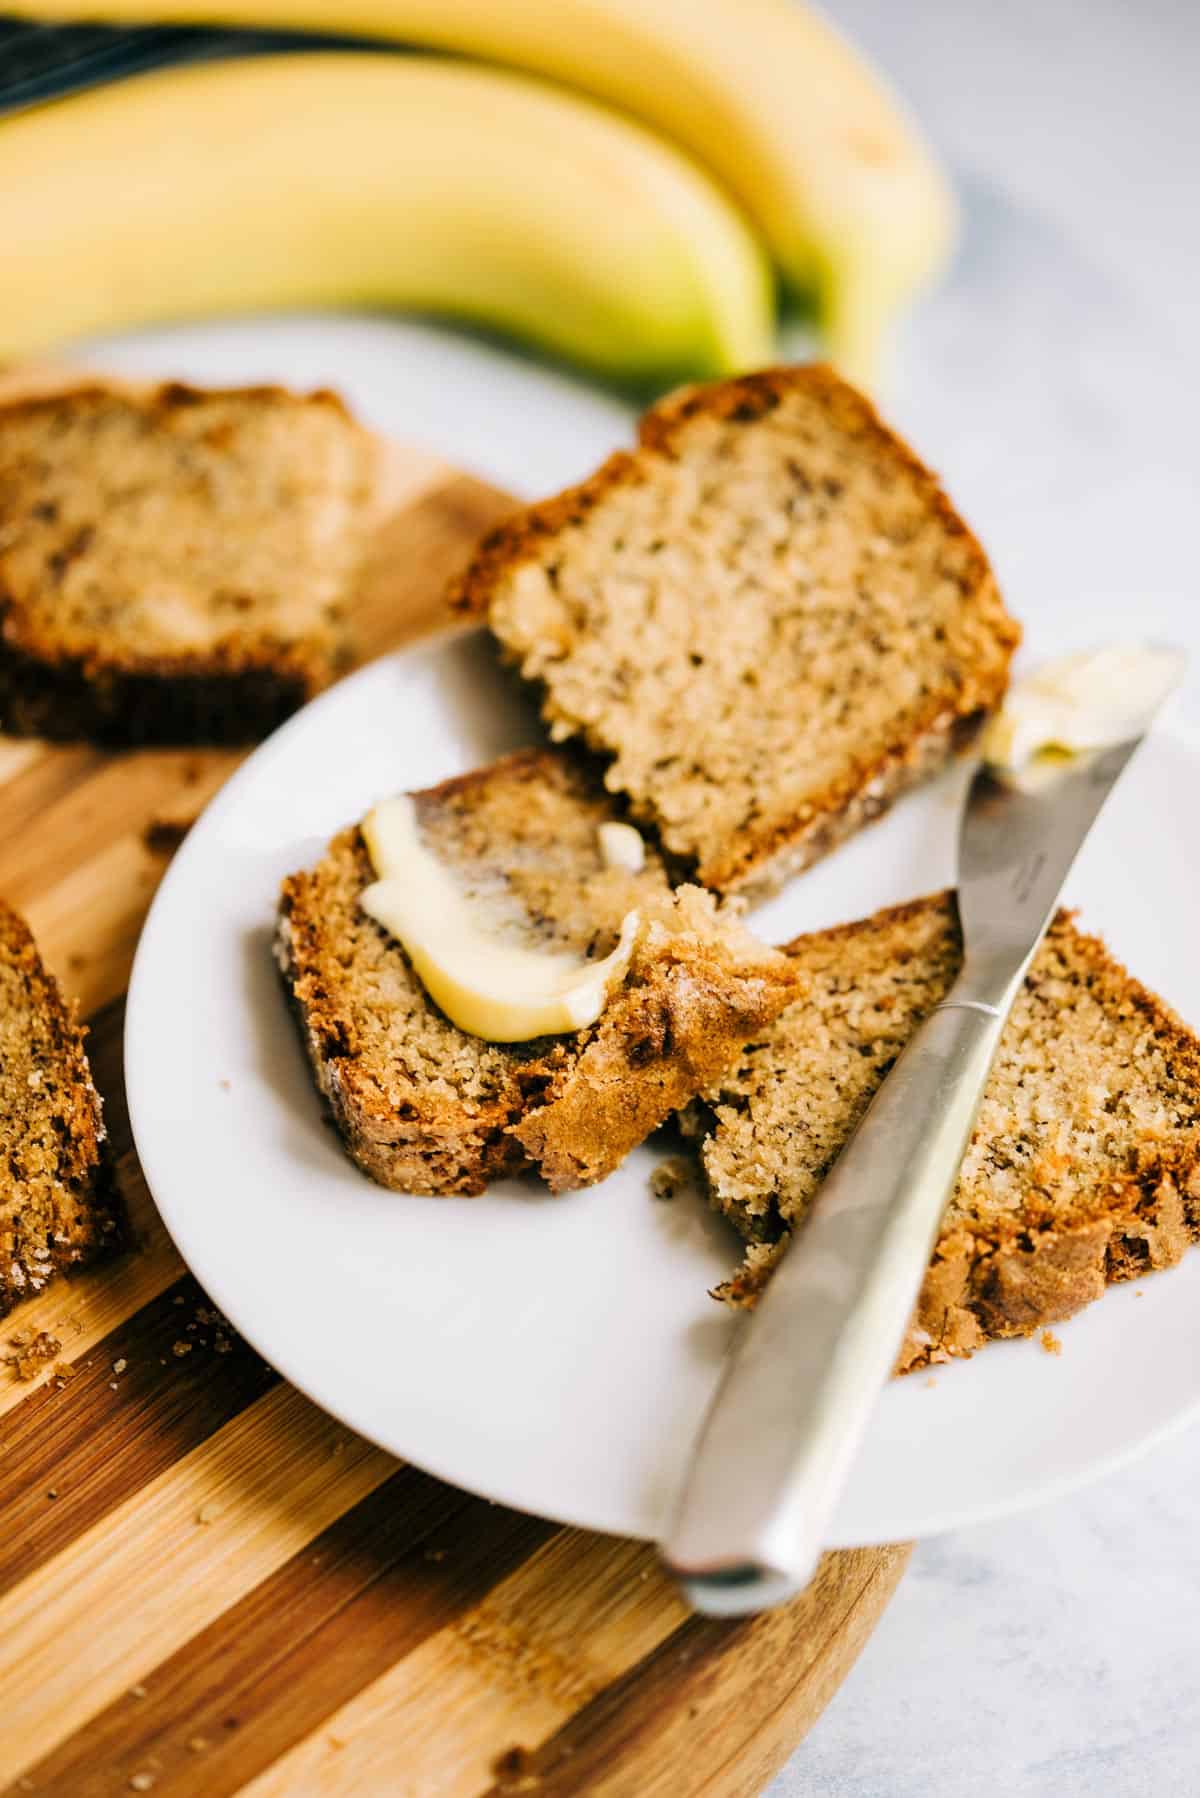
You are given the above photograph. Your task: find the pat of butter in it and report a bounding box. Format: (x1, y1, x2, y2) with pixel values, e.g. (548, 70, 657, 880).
(360, 796, 640, 1043)
(982, 643, 1184, 772)
(597, 820, 646, 874)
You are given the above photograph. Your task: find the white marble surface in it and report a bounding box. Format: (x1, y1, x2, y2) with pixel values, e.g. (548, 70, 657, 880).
(74, 2, 1200, 1791)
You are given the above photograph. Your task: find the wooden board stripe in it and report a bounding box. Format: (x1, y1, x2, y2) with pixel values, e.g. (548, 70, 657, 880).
(0, 743, 107, 848)
(24, 1472, 556, 1797)
(242, 1532, 691, 1796)
(0, 1385, 395, 1785)
(0, 1272, 277, 1600)
(478, 1544, 913, 1798)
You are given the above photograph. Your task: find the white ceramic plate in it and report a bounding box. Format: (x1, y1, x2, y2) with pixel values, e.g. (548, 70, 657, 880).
(126, 631, 1200, 1546)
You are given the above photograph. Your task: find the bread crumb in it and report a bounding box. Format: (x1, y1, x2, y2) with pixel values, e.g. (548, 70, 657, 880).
(1040, 1329, 1063, 1356)
(129, 1775, 156, 1792)
(196, 1501, 223, 1526)
(142, 816, 194, 858)
(172, 1340, 193, 1357)
(650, 1156, 692, 1201)
(5, 1329, 62, 1380)
(113, 1358, 127, 1374)
(925, 1376, 937, 1388)
(129, 1683, 147, 1699)
(493, 1745, 538, 1788)
(188, 1737, 210, 1754)
(47, 1487, 58, 1500)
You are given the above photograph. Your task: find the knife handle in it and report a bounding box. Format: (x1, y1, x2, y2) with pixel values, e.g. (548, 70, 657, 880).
(661, 993, 1010, 1616)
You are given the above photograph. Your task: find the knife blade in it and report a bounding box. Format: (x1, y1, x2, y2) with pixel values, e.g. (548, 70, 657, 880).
(661, 662, 1184, 1617)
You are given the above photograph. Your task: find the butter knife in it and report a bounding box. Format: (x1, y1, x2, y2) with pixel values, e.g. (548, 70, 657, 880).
(662, 672, 1182, 1616)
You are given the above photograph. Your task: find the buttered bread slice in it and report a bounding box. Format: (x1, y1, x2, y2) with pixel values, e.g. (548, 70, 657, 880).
(276, 748, 802, 1196)
(457, 366, 1019, 896)
(683, 892, 1200, 1369)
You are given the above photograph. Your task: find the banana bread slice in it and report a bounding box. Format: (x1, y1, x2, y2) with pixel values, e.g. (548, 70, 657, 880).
(682, 892, 1200, 1368)
(275, 747, 802, 1196)
(0, 380, 376, 745)
(0, 899, 121, 1318)
(456, 366, 1019, 897)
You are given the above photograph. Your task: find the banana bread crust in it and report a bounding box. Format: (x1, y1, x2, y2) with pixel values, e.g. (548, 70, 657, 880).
(0, 899, 123, 1317)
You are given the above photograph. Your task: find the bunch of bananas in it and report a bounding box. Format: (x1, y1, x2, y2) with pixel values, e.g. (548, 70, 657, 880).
(2, 0, 956, 386)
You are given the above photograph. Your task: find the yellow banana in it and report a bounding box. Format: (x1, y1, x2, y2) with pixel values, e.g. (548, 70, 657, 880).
(10, 0, 956, 379)
(0, 53, 773, 382)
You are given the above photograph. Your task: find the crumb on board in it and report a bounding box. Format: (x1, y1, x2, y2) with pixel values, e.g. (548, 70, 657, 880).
(493, 1745, 537, 1784)
(650, 1156, 692, 1201)
(5, 1329, 63, 1381)
(195, 1501, 224, 1526)
(188, 1737, 209, 1755)
(1040, 1329, 1063, 1356)
(172, 1340, 193, 1357)
(142, 816, 196, 858)
(129, 1774, 156, 1792)
(129, 1684, 147, 1700)
(113, 1358, 127, 1375)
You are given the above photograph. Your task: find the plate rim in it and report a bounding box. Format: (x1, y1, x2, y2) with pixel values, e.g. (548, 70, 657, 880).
(124, 638, 1200, 1544)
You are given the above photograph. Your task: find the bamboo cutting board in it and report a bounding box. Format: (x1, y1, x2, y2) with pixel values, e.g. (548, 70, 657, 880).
(0, 426, 910, 1797)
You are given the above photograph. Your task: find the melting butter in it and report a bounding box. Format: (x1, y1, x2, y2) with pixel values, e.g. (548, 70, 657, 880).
(597, 820, 646, 873)
(982, 643, 1184, 772)
(360, 796, 640, 1043)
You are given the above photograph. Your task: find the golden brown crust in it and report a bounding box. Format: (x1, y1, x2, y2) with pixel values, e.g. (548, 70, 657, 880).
(275, 748, 802, 1196)
(451, 365, 1018, 896)
(510, 922, 803, 1191)
(0, 379, 372, 745)
(0, 898, 123, 1317)
(696, 893, 1200, 1368)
